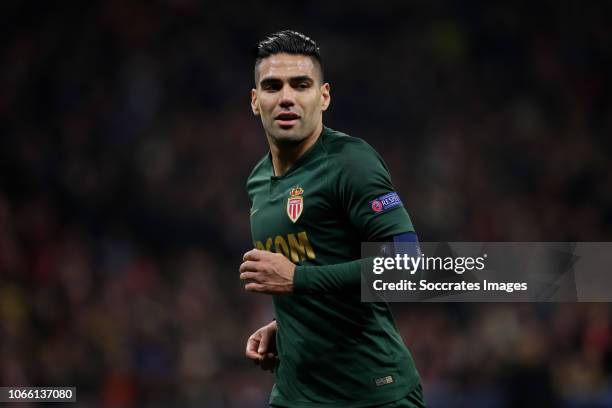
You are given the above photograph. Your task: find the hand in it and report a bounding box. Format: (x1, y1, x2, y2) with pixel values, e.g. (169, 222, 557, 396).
(240, 249, 295, 294)
(245, 320, 278, 372)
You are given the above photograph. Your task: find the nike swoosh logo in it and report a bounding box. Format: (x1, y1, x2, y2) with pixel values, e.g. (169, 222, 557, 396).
(250, 208, 259, 217)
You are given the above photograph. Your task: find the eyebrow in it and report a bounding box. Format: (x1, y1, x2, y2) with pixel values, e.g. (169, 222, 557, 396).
(259, 75, 315, 87)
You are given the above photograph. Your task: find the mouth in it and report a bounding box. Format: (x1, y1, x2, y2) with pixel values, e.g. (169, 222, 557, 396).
(274, 112, 300, 128)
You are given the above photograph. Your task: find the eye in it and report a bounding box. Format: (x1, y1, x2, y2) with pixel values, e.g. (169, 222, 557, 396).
(261, 81, 282, 92)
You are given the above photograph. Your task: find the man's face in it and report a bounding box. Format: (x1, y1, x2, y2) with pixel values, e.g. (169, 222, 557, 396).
(251, 53, 330, 147)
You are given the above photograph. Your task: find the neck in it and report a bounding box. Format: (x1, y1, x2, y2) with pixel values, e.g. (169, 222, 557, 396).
(269, 122, 323, 176)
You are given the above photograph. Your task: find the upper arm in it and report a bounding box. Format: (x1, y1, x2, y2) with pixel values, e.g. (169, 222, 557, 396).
(333, 141, 415, 241)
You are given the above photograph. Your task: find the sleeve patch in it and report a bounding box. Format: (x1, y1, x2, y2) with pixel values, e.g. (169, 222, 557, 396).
(369, 192, 403, 214)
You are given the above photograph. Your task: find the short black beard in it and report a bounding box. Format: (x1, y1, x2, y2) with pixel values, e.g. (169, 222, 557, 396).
(270, 134, 307, 149)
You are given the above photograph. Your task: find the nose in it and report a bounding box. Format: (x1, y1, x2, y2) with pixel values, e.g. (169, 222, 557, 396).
(279, 84, 295, 108)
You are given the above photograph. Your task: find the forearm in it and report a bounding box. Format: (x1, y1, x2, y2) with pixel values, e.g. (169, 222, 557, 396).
(293, 232, 419, 294)
(293, 259, 362, 294)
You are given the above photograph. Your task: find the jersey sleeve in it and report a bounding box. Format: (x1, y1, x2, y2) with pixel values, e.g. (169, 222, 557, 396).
(294, 259, 361, 294)
(334, 140, 414, 241)
(293, 232, 421, 294)
(293, 140, 418, 295)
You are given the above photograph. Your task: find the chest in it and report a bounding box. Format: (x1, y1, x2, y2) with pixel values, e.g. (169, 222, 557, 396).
(251, 166, 330, 231)
(249, 162, 345, 263)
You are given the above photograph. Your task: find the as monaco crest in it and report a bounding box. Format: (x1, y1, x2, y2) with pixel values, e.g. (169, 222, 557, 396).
(287, 186, 304, 223)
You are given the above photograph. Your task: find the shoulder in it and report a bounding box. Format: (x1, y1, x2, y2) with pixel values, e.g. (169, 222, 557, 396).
(247, 154, 270, 180)
(320, 127, 387, 172)
(321, 127, 376, 155)
(246, 154, 270, 194)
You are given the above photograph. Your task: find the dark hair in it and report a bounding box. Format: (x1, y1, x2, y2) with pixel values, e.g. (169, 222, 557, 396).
(253, 30, 323, 82)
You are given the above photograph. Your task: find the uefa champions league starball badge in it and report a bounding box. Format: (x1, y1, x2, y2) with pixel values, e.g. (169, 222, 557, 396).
(287, 186, 304, 223)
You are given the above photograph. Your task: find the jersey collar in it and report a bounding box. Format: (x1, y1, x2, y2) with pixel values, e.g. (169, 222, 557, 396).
(269, 126, 329, 179)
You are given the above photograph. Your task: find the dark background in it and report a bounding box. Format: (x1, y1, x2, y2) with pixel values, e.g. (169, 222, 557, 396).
(1, 1, 611, 407)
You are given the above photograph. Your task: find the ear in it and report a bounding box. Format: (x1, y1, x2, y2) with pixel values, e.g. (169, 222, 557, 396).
(251, 88, 260, 116)
(320, 83, 331, 112)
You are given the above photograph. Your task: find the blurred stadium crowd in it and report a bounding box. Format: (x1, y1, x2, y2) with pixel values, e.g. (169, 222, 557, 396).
(0, 1, 611, 407)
